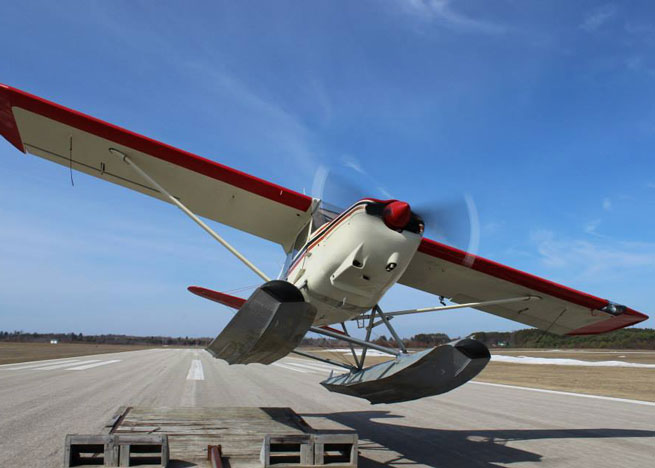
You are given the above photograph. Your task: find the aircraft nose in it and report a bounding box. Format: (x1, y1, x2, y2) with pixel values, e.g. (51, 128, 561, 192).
(383, 201, 412, 230)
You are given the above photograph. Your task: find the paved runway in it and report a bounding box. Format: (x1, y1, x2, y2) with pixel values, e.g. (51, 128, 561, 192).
(0, 348, 653, 467)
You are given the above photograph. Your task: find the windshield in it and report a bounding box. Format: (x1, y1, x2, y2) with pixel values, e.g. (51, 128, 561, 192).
(311, 202, 341, 234)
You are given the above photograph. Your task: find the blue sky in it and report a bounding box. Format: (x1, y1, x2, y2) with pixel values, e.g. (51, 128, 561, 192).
(0, 1, 653, 339)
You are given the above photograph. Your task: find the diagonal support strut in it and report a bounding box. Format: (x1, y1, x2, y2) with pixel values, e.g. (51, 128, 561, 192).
(109, 148, 270, 282)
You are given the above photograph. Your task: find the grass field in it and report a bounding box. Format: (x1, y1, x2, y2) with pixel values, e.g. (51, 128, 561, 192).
(478, 349, 655, 402)
(0, 342, 158, 365)
(477, 362, 655, 402)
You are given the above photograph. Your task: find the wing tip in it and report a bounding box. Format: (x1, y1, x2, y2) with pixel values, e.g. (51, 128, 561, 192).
(0, 84, 26, 152)
(567, 306, 649, 336)
(0, 83, 313, 212)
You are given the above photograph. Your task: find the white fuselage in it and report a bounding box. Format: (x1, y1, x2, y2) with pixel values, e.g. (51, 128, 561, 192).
(284, 201, 422, 325)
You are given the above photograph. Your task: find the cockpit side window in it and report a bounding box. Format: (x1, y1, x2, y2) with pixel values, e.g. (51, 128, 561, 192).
(291, 222, 311, 258)
(282, 221, 311, 277)
(311, 203, 340, 234)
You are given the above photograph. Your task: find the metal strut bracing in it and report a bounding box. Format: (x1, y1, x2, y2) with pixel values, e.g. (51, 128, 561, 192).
(308, 325, 401, 357)
(358, 310, 376, 370)
(109, 148, 271, 282)
(358, 295, 541, 320)
(302, 303, 411, 371)
(373, 304, 407, 354)
(341, 322, 363, 368)
(291, 349, 356, 371)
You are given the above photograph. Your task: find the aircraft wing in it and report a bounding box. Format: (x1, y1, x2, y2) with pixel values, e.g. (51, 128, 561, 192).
(399, 238, 648, 335)
(0, 84, 314, 250)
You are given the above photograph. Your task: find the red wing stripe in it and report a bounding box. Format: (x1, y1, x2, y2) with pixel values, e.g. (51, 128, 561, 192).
(0, 84, 312, 212)
(187, 286, 246, 309)
(418, 238, 648, 323)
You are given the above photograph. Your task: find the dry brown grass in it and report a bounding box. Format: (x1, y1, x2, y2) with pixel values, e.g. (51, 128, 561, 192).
(0, 342, 158, 365)
(477, 362, 655, 402)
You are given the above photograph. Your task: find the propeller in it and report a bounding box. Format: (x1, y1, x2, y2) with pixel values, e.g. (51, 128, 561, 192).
(412, 195, 480, 266)
(311, 164, 480, 266)
(311, 165, 368, 211)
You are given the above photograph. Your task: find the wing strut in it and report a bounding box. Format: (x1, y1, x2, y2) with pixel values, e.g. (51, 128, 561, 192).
(359, 295, 540, 319)
(109, 148, 270, 282)
(309, 325, 401, 357)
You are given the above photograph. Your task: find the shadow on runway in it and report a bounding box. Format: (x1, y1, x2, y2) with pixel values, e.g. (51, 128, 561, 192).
(303, 411, 655, 468)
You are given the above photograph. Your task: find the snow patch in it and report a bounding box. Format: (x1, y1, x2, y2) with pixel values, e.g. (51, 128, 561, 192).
(492, 355, 655, 368)
(329, 348, 390, 357)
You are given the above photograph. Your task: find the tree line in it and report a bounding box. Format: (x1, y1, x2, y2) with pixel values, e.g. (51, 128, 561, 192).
(1, 328, 653, 349)
(470, 328, 655, 349)
(0, 331, 210, 346)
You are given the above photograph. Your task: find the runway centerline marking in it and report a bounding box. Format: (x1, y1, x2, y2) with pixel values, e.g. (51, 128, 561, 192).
(67, 360, 121, 371)
(186, 360, 205, 380)
(471, 381, 655, 407)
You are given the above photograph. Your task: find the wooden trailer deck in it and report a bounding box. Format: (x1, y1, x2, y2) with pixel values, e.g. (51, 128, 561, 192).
(65, 406, 357, 467)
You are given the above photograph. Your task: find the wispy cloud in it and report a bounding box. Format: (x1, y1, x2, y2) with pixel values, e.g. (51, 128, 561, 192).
(583, 218, 602, 236)
(400, 0, 506, 35)
(625, 56, 646, 72)
(625, 22, 655, 44)
(76, 4, 321, 182)
(530, 229, 655, 279)
(580, 4, 617, 32)
(182, 64, 319, 178)
(340, 155, 365, 175)
(339, 155, 394, 199)
(602, 197, 612, 211)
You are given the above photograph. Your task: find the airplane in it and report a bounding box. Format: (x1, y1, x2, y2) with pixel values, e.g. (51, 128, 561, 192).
(0, 83, 648, 404)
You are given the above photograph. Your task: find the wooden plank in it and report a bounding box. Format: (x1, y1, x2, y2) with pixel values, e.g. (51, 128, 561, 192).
(108, 406, 356, 467)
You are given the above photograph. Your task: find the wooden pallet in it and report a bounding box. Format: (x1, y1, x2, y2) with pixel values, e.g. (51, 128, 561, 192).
(101, 406, 356, 468)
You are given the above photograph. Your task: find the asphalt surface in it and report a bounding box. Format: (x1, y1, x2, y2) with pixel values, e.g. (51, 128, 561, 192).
(0, 348, 653, 467)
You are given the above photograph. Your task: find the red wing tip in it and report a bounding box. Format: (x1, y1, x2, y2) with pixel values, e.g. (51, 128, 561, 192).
(567, 307, 649, 336)
(187, 286, 207, 296)
(0, 85, 26, 153)
(625, 307, 649, 320)
(0, 83, 313, 212)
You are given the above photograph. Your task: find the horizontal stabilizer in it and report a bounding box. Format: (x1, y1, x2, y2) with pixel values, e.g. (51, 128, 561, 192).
(188, 286, 246, 309)
(321, 338, 490, 404)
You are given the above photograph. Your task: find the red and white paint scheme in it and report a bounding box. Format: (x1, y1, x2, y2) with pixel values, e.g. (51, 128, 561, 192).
(0, 83, 648, 337)
(285, 200, 423, 325)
